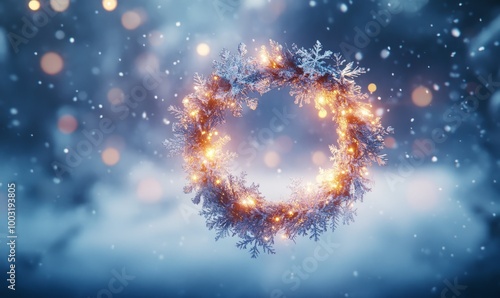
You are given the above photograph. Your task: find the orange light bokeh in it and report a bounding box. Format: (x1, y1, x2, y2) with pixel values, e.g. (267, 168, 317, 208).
(50, 0, 70, 12)
(121, 10, 142, 30)
(102, 0, 117, 11)
(107, 87, 125, 105)
(264, 151, 280, 168)
(384, 136, 397, 149)
(41, 52, 64, 75)
(28, 0, 40, 11)
(368, 83, 377, 93)
(58, 114, 78, 134)
(102, 147, 120, 166)
(312, 151, 328, 166)
(412, 86, 433, 107)
(196, 43, 210, 56)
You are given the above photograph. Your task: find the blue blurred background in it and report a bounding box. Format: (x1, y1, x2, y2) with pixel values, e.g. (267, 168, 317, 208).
(1, 0, 499, 297)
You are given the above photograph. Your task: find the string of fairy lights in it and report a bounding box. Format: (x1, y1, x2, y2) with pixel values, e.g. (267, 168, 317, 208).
(167, 40, 390, 256)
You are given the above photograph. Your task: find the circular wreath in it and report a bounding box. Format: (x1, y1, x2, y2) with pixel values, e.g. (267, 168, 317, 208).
(166, 40, 389, 257)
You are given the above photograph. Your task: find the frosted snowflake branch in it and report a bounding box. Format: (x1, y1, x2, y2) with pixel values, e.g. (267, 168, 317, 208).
(166, 40, 390, 257)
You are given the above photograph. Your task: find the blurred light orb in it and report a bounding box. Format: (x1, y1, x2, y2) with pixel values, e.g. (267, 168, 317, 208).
(412, 85, 433, 107)
(107, 87, 125, 105)
(137, 178, 163, 202)
(318, 109, 327, 118)
(196, 43, 210, 56)
(121, 10, 142, 30)
(312, 151, 327, 166)
(41, 52, 64, 75)
(28, 0, 41, 11)
(264, 150, 280, 168)
(384, 136, 397, 149)
(50, 0, 70, 12)
(102, 0, 117, 11)
(275, 135, 293, 153)
(368, 83, 377, 93)
(58, 114, 78, 134)
(102, 147, 120, 166)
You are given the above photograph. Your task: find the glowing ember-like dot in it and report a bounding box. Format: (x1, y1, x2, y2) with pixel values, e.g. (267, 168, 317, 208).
(137, 178, 163, 202)
(102, 0, 117, 11)
(318, 109, 327, 118)
(107, 87, 125, 105)
(368, 83, 377, 93)
(40, 52, 64, 75)
(101, 147, 120, 166)
(264, 150, 280, 168)
(28, 0, 40, 11)
(196, 43, 210, 56)
(384, 136, 397, 149)
(121, 10, 142, 30)
(412, 86, 433, 107)
(50, 0, 70, 12)
(58, 114, 78, 134)
(312, 151, 327, 166)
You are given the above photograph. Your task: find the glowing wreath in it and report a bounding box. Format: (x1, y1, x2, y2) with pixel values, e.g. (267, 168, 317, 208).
(166, 40, 390, 257)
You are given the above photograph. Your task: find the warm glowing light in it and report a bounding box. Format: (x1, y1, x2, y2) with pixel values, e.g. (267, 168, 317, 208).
(107, 87, 125, 105)
(168, 41, 389, 254)
(264, 151, 280, 168)
(384, 136, 397, 149)
(102, 0, 117, 11)
(101, 147, 120, 166)
(205, 148, 215, 159)
(121, 10, 142, 30)
(312, 151, 327, 166)
(28, 0, 40, 11)
(40, 52, 64, 75)
(241, 197, 256, 207)
(412, 86, 433, 107)
(368, 83, 377, 93)
(196, 43, 210, 56)
(360, 108, 371, 117)
(260, 53, 269, 64)
(58, 114, 78, 134)
(50, 0, 70, 12)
